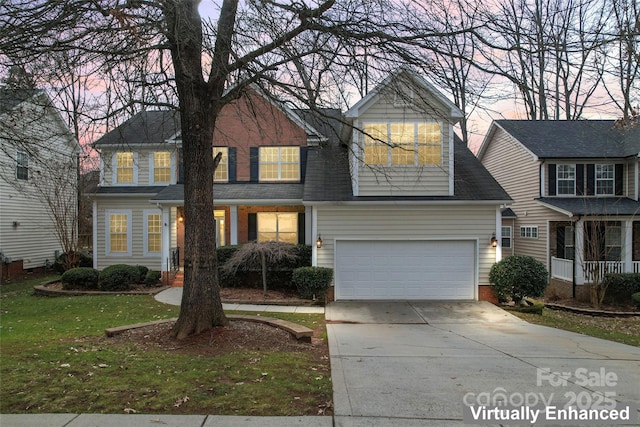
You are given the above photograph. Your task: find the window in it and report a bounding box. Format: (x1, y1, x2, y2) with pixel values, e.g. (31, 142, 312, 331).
(106, 210, 132, 255)
(363, 122, 442, 167)
(145, 211, 162, 255)
(214, 210, 226, 246)
(605, 224, 621, 261)
(595, 164, 614, 195)
(152, 152, 171, 184)
(257, 212, 297, 244)
(556, 164, 575, 195)
(16, 150, 28, 180)
(213, 147, 228, 182)
(564, 226, 575, 260)
(114, 152, 136, 184)
(259, 147, 299, 181)
(501, 226, 512, 248)
(520, 226, 539, 239)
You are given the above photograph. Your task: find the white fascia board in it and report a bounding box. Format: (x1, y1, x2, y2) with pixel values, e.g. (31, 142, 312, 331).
(533, 199, 574, 217)
(303, 199, 512, 207)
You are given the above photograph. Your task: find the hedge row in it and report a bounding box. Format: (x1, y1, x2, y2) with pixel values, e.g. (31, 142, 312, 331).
(60, 264, 161, 291)
(602, 273, 640, 304)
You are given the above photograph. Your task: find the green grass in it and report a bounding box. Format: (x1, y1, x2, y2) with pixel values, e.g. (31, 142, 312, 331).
(511, 309, 640, 347)
(0, 277, 331, 415)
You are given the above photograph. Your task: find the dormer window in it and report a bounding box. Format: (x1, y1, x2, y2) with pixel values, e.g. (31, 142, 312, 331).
(363, 122, 442, 167)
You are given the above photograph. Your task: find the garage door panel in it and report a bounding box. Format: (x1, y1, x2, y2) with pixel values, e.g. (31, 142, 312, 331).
(335, 240, 475, 300)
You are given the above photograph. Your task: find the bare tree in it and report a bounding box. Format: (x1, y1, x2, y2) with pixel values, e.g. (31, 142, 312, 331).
(1, 0, 463, 339)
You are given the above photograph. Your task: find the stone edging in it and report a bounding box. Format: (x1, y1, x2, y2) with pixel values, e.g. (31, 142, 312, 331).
(104, 315, 313, 342)
(34, 283, 170, 296)
(545, 302, 639, 317)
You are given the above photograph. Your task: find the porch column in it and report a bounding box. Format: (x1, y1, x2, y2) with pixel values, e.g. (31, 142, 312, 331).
(161, 206, 171, 272)
(305, 205, 312, 246)
(230, 205, 238, 245)
(574, 218, 585, 285)
(495, 207, 502, 262)
(624, 219, 633, 273)
(311, 206, 318, 267)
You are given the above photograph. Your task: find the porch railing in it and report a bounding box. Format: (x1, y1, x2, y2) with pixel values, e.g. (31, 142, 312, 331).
(634, 261, 640, 273)
(551, 257, 573, 282)
(170, 247, 180, 275)
(583, 261, 625, 283)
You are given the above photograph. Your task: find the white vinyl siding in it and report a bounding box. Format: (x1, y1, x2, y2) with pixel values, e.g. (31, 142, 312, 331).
(314, 204, 497, 292)
(95, 198, 162, 270)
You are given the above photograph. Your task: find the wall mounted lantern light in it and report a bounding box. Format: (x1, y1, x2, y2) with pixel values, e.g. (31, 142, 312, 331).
(490, 233, 498, 248)
(316, 235, 323, 249)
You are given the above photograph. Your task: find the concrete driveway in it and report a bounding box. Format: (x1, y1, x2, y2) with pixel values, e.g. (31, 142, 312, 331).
(326, 301, 640, 426)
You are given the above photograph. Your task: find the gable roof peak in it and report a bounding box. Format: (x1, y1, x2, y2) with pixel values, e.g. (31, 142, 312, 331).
(345, 68, 463, 121)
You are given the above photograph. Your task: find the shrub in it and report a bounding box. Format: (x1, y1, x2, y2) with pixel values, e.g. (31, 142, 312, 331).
(602, 274, 640, 303)
(53, 251, 93, 274)
(61, 267, 99, 290)
(135, 265, 149, 282)
(144, 270, 162, 286)
(632, 292, 640, 309)
(489, 255, 548, 303)
(293, 266, 333, 301)
(98, 264, 140, 291)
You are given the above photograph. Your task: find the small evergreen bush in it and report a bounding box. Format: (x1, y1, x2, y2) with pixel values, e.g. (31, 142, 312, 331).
(602, 274, 640, 303)
(61, 267, 99, 290)
(53, 251, 93, 274)
(293, 266, 333, 301)
(631, 292, 640, 309)
(144, 270, 162, 286)
(136, 265, 149, 282)
(98, 264, 140, 291)
(489, 255, 548, 303)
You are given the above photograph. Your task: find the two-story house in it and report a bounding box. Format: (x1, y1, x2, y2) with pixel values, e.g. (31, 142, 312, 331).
(478, 120, 640, 300)
(0, 88, 80, 281)
(93, 70, 511, 301)
(93, 87, 324, 279)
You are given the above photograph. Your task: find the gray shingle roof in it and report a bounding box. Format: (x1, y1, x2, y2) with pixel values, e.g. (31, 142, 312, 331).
(495, 120, 640, 158)
(96, 186, 167, 195)
(536, 197, 640, 216)
(303, 135, 511, 202)
(149, 183, 304, 203)
(0, 88, 43, 114)
(93, 110, 180, 147)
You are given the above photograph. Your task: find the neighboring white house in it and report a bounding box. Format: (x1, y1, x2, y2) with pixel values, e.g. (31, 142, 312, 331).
(0, 88, 80, 280)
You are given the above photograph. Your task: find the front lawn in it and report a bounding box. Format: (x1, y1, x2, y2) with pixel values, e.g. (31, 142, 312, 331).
(511, 308, 640, 347)
(0, 277, 332, 415)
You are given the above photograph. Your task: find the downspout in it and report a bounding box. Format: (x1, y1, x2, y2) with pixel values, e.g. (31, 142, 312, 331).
(573, 215, 580, 299)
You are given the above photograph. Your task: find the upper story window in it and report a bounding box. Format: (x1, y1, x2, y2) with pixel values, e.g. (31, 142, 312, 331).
(259, 147, 300, 181)
(114, 152, 137, 185)
(16, 150, 28, 180)
(152, 152, 171, 184)
(596, 164, 614, 195)
(363, 122, 442, 167)
(213, 147, 228, 182)
(501, 226, 512, 248)
(556, 164, 575, 195)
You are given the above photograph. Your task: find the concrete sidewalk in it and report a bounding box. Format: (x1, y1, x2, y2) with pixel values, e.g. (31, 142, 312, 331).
(154, 286, 325, 314)
(0, 414, 332, 427)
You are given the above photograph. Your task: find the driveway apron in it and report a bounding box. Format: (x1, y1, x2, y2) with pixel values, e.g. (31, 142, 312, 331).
(326, 301, 640, 427)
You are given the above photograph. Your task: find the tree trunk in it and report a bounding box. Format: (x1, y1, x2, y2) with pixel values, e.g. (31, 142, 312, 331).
(165, 0, 228, 339)
(261, 252, 267, 297)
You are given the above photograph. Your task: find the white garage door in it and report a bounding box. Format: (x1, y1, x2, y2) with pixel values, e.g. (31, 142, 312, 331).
(335, 240, 476, 300)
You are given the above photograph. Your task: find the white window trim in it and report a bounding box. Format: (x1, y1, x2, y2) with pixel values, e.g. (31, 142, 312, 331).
(16, 150, 28, 180)
(105, 209, 132, 256)
(520, 225, 539, 239)
(112, 152, 138, 186)
(257, 212, 298, 243)
(361, 120, 443, 167)
(149, 151, 174, 185)
(143, 209, 162, 256)
(556, 164, 576, 196)
(595, 164, 615, 195)
(213, 147, 229, 183)
(259, 147, 300, 182)
(501, 226, 512, 248)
